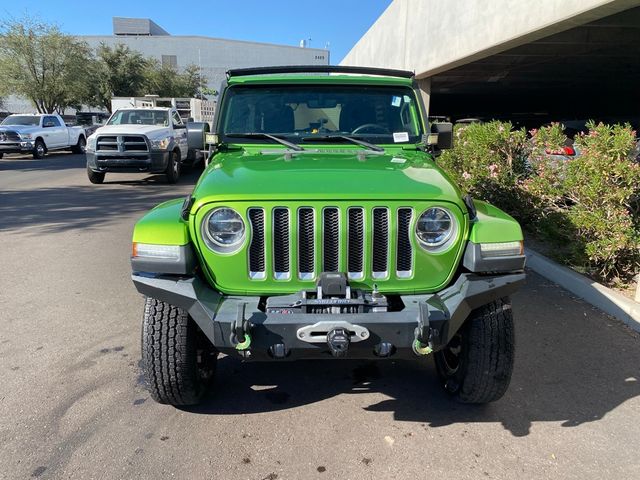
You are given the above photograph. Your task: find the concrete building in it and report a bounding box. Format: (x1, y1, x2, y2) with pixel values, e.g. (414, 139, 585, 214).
(82, 17, 330, 96)
(3, 17, 329, 113)
(342, 0, 640, 125)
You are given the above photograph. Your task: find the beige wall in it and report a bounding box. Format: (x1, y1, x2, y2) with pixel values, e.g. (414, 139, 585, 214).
(342, 0, 640, 78)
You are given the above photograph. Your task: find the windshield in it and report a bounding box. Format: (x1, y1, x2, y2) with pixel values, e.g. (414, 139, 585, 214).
(1, 116, 40, 126)
(107, 109, 169, 126)
(219, 84, 424, 145)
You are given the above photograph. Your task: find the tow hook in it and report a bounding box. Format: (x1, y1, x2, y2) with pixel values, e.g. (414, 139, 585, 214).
(327, 327, 350, 357)
(413, 303, 434, 356)
(232, 303, 252, 358)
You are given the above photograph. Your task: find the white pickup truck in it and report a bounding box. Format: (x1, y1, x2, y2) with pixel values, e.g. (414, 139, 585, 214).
(0, 113, 87, 159)
(85, 107, 207, 184)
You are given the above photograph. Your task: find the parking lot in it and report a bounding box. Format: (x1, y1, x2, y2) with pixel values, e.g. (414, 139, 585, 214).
(1, 153, 639, 480)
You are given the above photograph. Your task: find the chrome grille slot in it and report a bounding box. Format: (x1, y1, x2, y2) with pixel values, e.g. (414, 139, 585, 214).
(397, 208, 413, 277)
(347, 208, 364, 280)
(273, 208, 290, 280)
(298, 208, 315, 279)
(248, 208, 266, 279)
(372, 208, 389, 278)
(323, 208, 340, 272)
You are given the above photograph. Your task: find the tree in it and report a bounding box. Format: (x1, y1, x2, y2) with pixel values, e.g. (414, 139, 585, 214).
(93, 43, 150, 112)
(143, 61, 208, 99)
(0, 16, 94, 113)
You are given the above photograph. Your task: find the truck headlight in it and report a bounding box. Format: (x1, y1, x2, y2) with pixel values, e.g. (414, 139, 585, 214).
(86, 136, 97, 151)
(202, 207, 245, 253)
(151, 136, 172, 150)
(416, 207, 457, 250)
(20, 133, 33, 140)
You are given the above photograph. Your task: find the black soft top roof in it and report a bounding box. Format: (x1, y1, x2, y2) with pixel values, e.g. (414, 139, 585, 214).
(226, 65, 415, 79)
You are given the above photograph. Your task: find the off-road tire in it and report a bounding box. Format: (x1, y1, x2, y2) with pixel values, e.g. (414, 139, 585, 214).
(141, 297, 217, 406)
(434, 297, 514, 404)
(33, 139, 46, 159)
(87, 166, 105, 184)
(165, 150, 181, 184)
(72, 136, 86, 154)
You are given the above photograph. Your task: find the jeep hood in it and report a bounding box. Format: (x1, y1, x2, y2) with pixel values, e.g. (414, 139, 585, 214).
(192, 149, 462, 208)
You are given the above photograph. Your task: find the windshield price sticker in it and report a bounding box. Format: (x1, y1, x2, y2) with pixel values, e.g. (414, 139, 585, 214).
(393, 132, 410, 143)
(391, 96, 402, 107)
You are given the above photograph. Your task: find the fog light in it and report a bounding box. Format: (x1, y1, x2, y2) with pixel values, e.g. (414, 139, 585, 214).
(132, 243, 181, 260)
(480, 241, 523, 258)
(374, 342, 395, 357)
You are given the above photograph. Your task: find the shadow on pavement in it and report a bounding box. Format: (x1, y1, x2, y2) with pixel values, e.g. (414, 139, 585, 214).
(0, 152, 83, 171)
(182, 274, 640, 437)
(0, 167, 202, 233)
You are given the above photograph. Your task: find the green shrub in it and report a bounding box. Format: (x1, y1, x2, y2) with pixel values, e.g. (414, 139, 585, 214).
(439, 121, 530, 216)
(438, 120, 640, 285)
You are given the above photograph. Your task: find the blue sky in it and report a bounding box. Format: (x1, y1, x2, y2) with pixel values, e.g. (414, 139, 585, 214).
(6, 0, 392, 63)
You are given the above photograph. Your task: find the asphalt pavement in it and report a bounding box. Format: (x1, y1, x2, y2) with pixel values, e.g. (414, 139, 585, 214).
(1, 153, 639, 480)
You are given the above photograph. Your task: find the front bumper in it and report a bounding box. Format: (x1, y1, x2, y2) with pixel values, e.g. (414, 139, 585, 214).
(86, 150, 170, 173)
(132, 272, 525, 360)
(0, 141, 34, 154)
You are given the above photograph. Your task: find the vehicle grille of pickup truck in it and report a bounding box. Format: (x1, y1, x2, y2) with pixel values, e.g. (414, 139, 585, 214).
(247, 205, 415, 282)
(0, 131, 21, 143)
(96, 135, 148, 152)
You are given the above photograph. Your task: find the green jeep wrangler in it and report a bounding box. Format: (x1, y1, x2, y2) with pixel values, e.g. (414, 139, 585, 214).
(131, 66, 525, 406)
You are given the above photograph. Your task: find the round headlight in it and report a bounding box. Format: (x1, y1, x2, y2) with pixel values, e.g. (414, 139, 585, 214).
(203, 207, 245, 252)
(416, 207, 456, 249)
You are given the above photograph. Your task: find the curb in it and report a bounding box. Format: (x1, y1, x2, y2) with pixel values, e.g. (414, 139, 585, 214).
(525, 248, 640, 333)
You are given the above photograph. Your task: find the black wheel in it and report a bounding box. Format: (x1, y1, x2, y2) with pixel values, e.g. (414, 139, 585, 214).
(33, 139, 46, 159)
(72, 136, 86, 154)
(165, 150, 181, 184)
(141, 297, 217, 405)
(87, 166, 105, 184)
(434, 297, 515, 404)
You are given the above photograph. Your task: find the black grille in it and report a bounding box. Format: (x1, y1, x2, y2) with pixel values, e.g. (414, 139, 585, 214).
(397, 208, 413, 273)
(323, 208, 340, 272)
(348, 208, 364, 274)
(273, 208, 290, 275)
(96, 136, 118, 151)
(96, 135, 148, 152)
(372, 208, 389, 273)
(298, 208, 315, 275)
(122, 136, 147, 151)
(248, 209, 265, 273)
(0, 130, 20, 142)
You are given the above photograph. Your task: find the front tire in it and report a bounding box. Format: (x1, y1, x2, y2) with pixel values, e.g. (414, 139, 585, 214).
(165, 150, 181, 184)
(434, 297, 515, 404)
(33, 139, 46, 159)
(141, 297, 217, 406)
(87, 166, 105, 184)
(72, 136, 86, 154)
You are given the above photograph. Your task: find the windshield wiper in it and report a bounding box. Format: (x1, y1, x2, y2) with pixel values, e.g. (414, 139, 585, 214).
(225, 133, 304, 151)
(302, 135, 384, 152)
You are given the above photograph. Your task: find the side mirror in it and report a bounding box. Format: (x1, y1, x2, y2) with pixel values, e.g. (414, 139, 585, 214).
(428, 122, 454, 150)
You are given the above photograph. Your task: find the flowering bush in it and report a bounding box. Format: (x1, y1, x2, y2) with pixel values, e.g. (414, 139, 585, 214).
(438, 120, 640, 284)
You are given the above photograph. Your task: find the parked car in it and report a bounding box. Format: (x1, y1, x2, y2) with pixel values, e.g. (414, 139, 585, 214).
(0, 113, 87, 159)
(130, 65, 526, 406)
(85, 107, 207, 184)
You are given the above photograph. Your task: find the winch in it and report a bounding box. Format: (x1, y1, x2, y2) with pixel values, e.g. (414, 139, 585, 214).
(266, 272, 388, 314)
